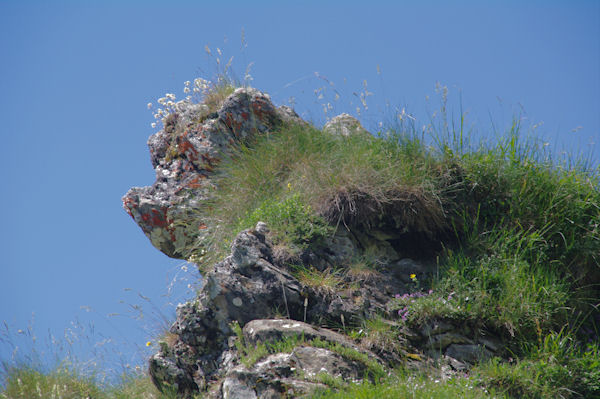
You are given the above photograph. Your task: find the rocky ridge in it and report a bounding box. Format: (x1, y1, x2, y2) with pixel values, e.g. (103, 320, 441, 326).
(124, 88, 505, 398)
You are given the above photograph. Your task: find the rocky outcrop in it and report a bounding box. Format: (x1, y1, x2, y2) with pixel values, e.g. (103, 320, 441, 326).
(125, 87, 508, 398)
(148, 223, 396, 398)
(123, 88, 303, 258)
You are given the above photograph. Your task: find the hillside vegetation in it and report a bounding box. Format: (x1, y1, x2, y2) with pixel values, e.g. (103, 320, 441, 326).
(2, 82, 599, 398)
(192, 116, 599, 398)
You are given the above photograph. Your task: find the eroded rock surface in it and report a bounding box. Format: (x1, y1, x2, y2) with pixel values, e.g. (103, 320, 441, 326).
(149, 224, 395, 397)
(123, 88, 303, 258)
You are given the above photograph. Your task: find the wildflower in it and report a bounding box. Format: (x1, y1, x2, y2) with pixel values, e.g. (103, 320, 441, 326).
(287, 182, 292, 191)
(151, 122, 156, 129)
(147, 102, 152, 109)
(410, 273, 416, 280)
(146, 341, 152, 347)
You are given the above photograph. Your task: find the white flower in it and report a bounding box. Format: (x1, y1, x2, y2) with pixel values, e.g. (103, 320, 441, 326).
(151, 122, 156, 128)
(147, 102, 152, 109)
(183, 87, 190, 94)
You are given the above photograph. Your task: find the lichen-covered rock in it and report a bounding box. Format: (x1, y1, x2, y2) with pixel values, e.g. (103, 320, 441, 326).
(123, 88, 303, 258)
(242, 319, 372, 360)
(222, 346, 368, 399)
(148, 223, 402, 397)
(219, 319, 385, 398)
(323, 113, 370, 137)
(222, 353, 326, 399)
(149, 224, 303, 394)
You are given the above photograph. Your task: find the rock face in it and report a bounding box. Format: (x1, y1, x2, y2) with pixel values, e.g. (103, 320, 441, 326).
(123, 88, 303, 258)
(126, 87, 507, 398)
(149, 223, 394, 398)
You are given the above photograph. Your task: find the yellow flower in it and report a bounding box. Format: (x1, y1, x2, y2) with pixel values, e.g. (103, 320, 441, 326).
(287, 182, 292, 191)
(410, 273, 416, 280)
(146, 341, 152, 347)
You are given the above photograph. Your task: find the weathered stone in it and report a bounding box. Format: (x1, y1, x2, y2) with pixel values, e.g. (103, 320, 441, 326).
(149, 351, 198, 395)
(222, 376, 258, 399)
(123, 88, 303, 259)
(223, 358, 326, 399)
(419, 320, 455, 337)
(323, 113, 370, 137)
(242, 319, 369, 358)
(321, 229, 359, 266)
(292, 346, 367, 381)
(479, 337, 501, 353)
(222, 346, 370, 398)
(426, 332, 473, 350)
(445, 344, 494, 364)
(445, 355, 468, 371)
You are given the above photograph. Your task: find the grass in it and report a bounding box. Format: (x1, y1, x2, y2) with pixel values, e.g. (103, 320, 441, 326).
(294, 265, 346, 296)
(473, 331, 600, 399)
(309, 371, 506, 399)
(0, 366, 182, 399)
(345, 254, 383, 282)
(355, 316, 405, 357)
(194, 122, 459, 269)
(188, 104, 599, 397)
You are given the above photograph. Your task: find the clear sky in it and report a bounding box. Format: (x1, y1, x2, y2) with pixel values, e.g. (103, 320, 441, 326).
(1, 0, 598, 379)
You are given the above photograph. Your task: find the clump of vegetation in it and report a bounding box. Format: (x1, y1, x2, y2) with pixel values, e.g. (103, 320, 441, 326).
(0, 365, 182, 399)
(310, 371, 505, 399)
(294, 265, 346, 296)
(236, 193, 333, 254)
(474, 330, 600, 399)
(191, 100, 599, 397)
(345, 253, 384, 282)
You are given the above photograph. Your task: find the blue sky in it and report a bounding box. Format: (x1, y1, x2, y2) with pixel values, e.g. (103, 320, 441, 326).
(1, 0, 598, 378)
